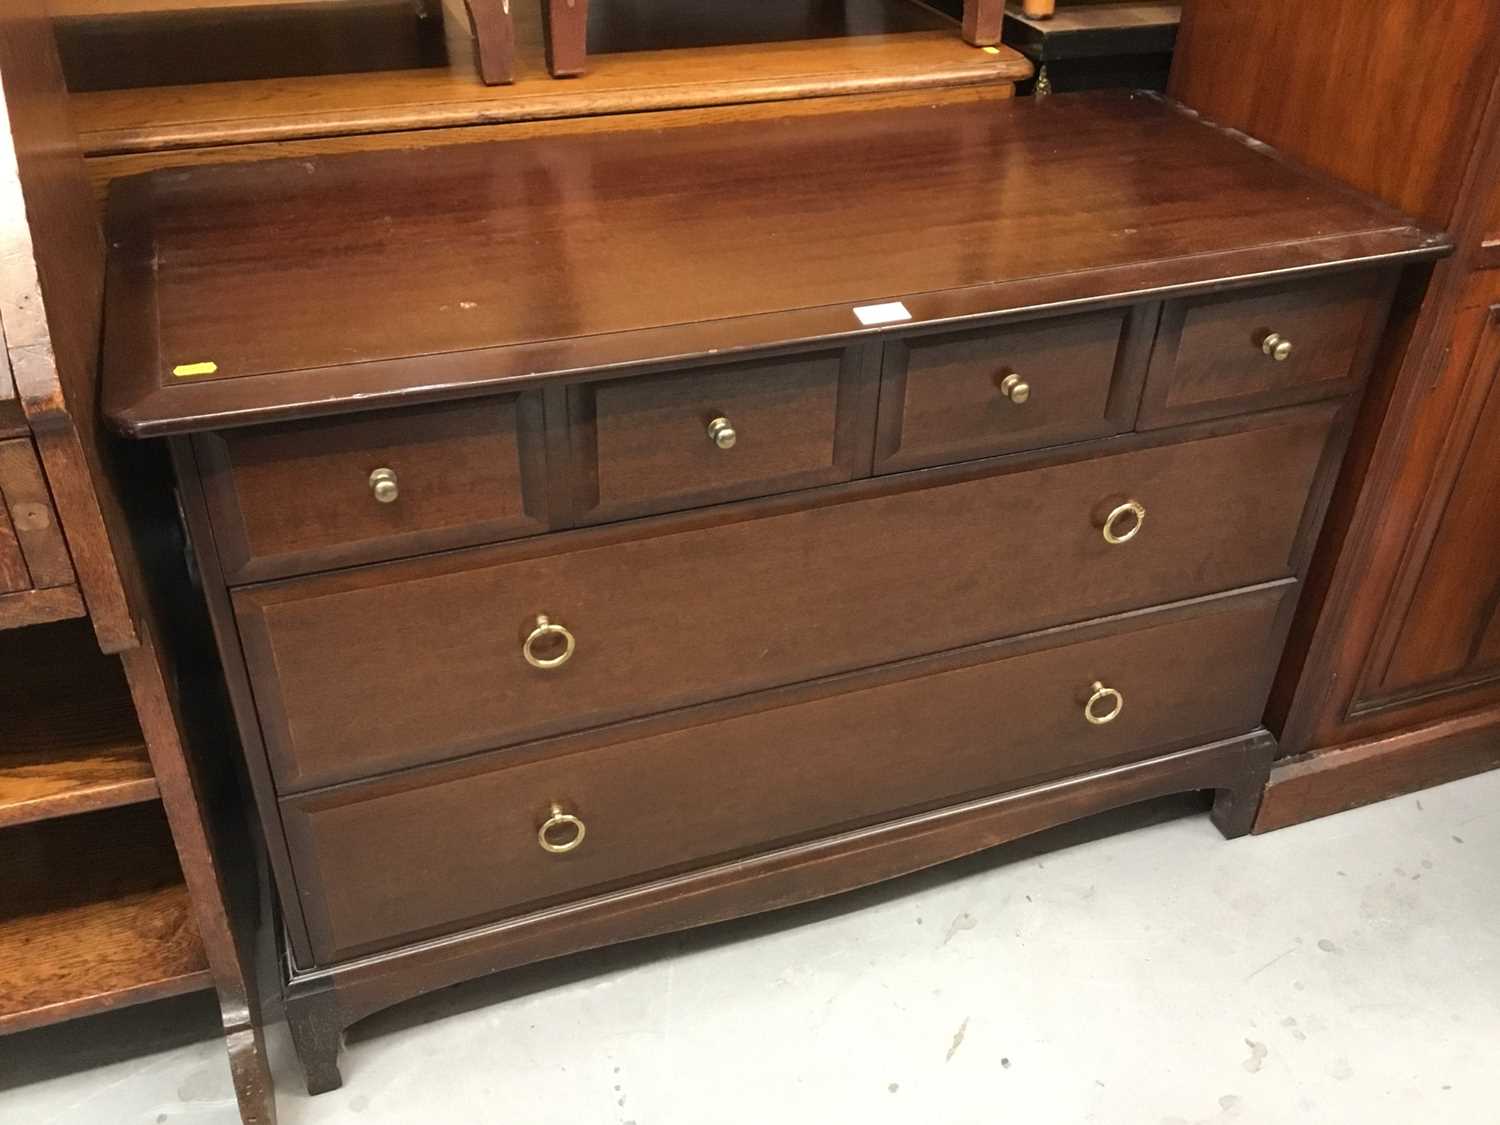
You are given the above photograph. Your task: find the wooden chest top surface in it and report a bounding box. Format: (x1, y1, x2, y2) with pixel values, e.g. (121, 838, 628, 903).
(102, 92, 1445, 435)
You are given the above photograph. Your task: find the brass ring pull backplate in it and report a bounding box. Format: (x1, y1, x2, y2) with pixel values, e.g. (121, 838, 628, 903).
(1084, 681, 1124, 726)
(1101, 500, 1146, 545)
(538, 803, 586, 854)
(523, 614, 576, 669)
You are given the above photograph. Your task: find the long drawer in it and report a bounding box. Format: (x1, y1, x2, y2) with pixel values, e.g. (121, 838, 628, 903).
(237, 407, 1336, 791)
(282, 583, 1292, 962)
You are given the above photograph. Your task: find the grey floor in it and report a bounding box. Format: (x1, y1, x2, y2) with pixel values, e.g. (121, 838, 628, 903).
(3, 770, 1496, 1125)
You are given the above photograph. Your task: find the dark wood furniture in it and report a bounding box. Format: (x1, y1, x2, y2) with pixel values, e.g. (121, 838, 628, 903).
(928, 1, 1180, 95)
(0, 7, 275, 1122)
(1004, 1, 1178, 94)
(65, 0, 1026, 171)
(100, 91, 1444, 1092)
(1171, 0, 1500, 830)
(539, 0, 1006, 78)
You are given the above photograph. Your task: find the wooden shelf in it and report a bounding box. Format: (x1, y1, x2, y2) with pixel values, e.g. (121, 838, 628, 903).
(70, 0, 1029, 156)
(0, 804, 210, 1034)
(0, 619, 157, 829)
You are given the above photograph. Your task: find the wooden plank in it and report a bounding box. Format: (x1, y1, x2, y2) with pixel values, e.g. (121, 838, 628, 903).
(82, 85, 1012, 202)
(0, 584, 85, 629)
(0, 438, 75, 588)
(1254, 703, 1500, 833)
(101, 93, 1445, 437)
(72, 0, 1028, 155)
(0, 804, 211, 1034)
(0, 741, 157, 828)
(0, 620, 153, 829)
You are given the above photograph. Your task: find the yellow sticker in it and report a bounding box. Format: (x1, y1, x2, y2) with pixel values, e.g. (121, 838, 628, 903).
(172, 361, 219, 378)
(982, 46, 1000, 54)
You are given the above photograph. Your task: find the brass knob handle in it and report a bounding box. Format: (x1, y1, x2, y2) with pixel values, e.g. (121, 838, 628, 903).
(538, 803, 586, 854)
(1084, 681, 1124, 726)
(1100, 500, 1146, 545)
(1261, 332, 1294, 362)
(708, 416, 737, 450)
(523, 615, 576, 670)
(999, 372, 1031, 404)
(369, 467, 399, 503)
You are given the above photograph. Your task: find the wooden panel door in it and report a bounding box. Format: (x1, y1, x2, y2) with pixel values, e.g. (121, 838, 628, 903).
(1361, 291, 1500, 703)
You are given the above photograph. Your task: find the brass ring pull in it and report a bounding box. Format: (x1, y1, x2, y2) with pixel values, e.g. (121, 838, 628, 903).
(523, 615, 576, 670)
(1084, 681, 1124, 726)
(538, 803, 586, 854)
(1101, 500, 1146, 545)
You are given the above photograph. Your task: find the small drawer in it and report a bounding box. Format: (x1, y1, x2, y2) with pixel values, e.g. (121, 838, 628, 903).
(873, 308, 1144, 473)
(195, 395, 549, 583)
(1139, 272, 1393, 427)
(235, 406, 1337, 792)
(282, 584, 1291, 962)
(565, 346, 875, 525)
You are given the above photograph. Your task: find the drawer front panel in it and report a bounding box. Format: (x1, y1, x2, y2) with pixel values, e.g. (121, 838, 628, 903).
(1139, 273, 1390, 427)
(197, 395, 548, 582)
(874, 308, 1139, 472)
(569, 346, 873, 524)
(284, 585, 1291, 962)
(238, 408, 1336, 791)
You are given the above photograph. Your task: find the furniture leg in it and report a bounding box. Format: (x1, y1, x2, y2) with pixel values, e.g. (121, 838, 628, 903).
(285, 979, 344, 1096)
(541, 0, 589, 78)
(461, 0, 515, 85)
(223, 1020, 277, 1125)
(962, 0, 1004, 47)
(1210, 732, 1277, 839)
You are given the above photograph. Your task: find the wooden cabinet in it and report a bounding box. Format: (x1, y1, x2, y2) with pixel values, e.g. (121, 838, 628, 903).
(1172, 0, 1500, 830)
(1369, 275, 1500, 700)
(99, 93, 1440, 1093)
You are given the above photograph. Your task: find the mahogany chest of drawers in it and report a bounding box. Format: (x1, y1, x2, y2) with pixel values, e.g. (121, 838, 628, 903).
(100, 93, 1446, 1092)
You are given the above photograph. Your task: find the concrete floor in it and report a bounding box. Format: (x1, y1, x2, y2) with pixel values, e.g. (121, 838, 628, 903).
(3, 770, 1496, 1125)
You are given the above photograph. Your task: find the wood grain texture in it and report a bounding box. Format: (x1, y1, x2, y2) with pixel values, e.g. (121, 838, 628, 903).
(285, 728, 1276, 1079)
(566, 344, 878, 525)
(100, 93, 1445, 438)
(1138, 272, 1395, 428)
(1254, 702, 1500, 834)
(0, 619, 157, 827)
(54, 0, 443, 92)
(196, 393, 549, 582)
(79, 86, 1011, 207)
(541, 0, 586, 77)
(71, 0, 1028, 156)
(872, 305, 1146, 472)
(0, 437, 75, 588)
(0, 583, 85, 629)
(0, 0, 138, 652)
(285, 583, 1290, 962)
(1175, 0, 1500, 827)
(235, 408, 1336, 792)
(0, 804, 210, 1034)
(1170, 0, 1500, 228)
(0, 489, 25, 592)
